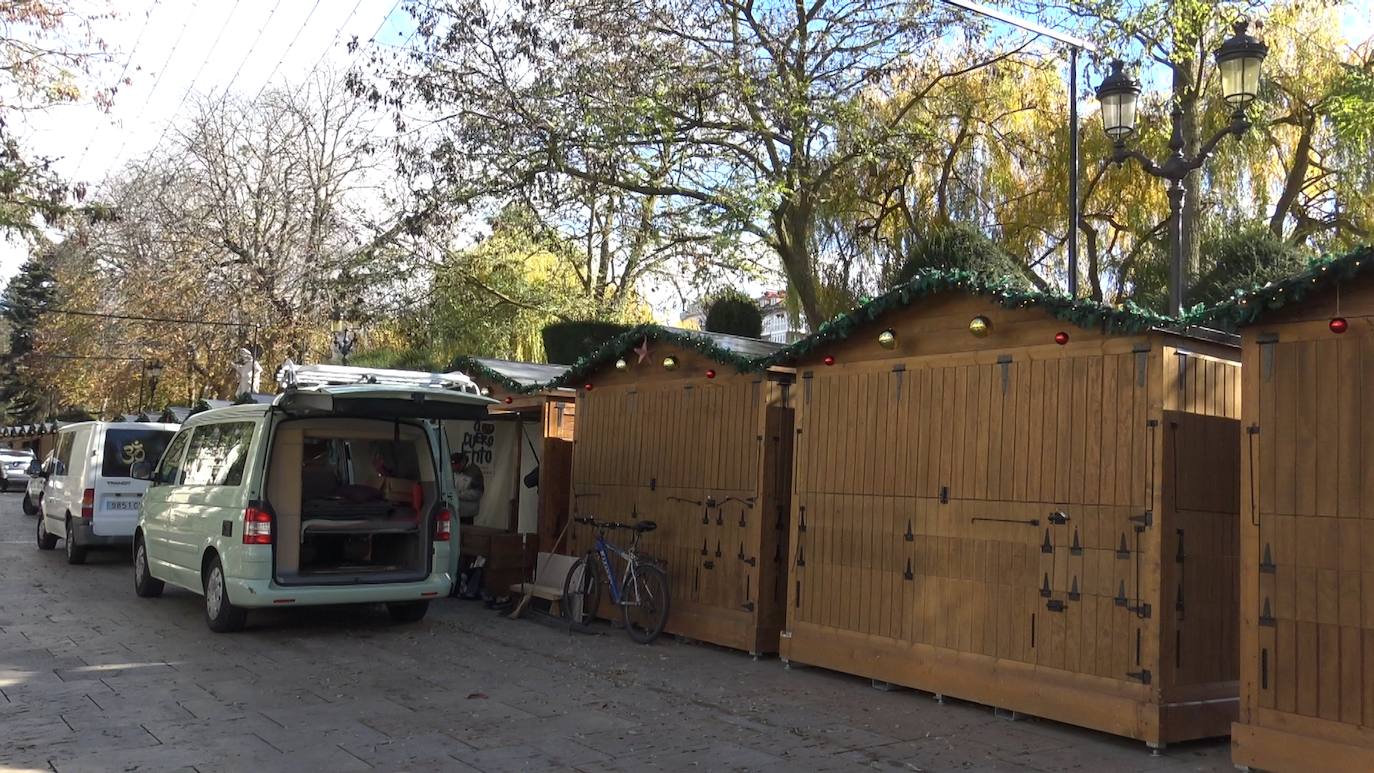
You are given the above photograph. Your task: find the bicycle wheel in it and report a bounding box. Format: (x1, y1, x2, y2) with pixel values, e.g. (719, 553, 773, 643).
(561, 555, 602, 626)
(621, 563, 670, 643)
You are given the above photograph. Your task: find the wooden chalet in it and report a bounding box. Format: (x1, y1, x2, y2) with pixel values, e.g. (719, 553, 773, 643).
(562, 325, 793, 655)
(1222, 247, 1374, 772)
(771, 276, 1243, 748)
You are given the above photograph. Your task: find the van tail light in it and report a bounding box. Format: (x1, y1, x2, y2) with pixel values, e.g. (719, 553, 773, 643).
(243, 505, 273, 545)
(434, 507, 452, 542)
(80, 489, 95, 520)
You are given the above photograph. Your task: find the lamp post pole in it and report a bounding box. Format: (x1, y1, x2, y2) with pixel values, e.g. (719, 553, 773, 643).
(939, 0, 1095, 297)
(1094, 22, 1268, 315)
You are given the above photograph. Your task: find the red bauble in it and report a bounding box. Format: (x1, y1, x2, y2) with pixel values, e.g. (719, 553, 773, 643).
(705, 369, 716, 379)
(584, 383, 594, 391)
(504, 396, 513, 404)
(823, 355, 836, 366)
(1054, 331, 1069, 345)
(1330, 317, 1348, 334)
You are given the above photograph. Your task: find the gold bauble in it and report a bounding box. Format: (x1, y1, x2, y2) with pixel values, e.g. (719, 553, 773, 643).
(969, 316, 991, 337)
(662, 355, 679, 371)
(614, 358, 629, 371)
(877, 329, 897, 349)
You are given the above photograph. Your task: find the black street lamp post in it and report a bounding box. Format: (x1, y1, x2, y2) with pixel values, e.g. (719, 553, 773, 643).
(1095, 21, 1268, 316)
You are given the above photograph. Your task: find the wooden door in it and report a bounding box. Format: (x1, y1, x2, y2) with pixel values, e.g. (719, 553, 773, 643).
(1250, 334, 1372, 728)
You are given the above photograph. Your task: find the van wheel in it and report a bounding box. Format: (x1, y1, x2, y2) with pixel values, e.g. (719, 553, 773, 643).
(386, 600, 430, 624)
(133, 537, 164, 598)
(204, 557, 247, 633)
(35, 515, 57, 550)
(21, 494, 37, 515)
(2, 479, 9, 493)
(64, 517, 88, 565)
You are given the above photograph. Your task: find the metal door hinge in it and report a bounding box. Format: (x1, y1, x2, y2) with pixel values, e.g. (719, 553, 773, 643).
(1129, 511, 1153, 528)
(1126, 670, 1152, 685)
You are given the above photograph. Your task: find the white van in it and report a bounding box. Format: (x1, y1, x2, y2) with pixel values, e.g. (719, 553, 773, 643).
(135, 384, 489, 632)
(37, 421, 179, 564)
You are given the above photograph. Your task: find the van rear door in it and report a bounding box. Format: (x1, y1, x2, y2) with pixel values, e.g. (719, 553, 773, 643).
(94, 426, 176, 537)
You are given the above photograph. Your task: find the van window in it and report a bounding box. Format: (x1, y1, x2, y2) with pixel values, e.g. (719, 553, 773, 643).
(55, 432, 75, 476)
(156, 429, 193, 485)
(182, 422, 256, 486)
(102, 429, 175, 479)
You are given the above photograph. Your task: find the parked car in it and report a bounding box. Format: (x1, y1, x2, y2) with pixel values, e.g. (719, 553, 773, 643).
(133, 383, 490, 632)
(36, 422, 179, 564)
(21, 453, 49, 515)
(0, 448, 37, 493)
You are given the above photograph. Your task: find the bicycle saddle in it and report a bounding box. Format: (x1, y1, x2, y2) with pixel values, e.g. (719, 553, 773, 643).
(633, 520, 657, 533)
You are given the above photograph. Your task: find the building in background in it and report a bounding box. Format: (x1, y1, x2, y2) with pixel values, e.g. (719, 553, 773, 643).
(679, 290, 805, 344)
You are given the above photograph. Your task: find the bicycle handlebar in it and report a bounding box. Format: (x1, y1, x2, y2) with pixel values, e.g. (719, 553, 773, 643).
(574, 516, 633, 530)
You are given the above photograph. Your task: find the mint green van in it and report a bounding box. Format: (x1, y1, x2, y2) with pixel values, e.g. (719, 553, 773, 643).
(133, 384, 492, 632)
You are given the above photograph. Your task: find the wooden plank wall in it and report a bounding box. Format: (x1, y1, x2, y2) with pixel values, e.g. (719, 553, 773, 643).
(789, 347, 1158, 683)
(567, 346, 792, 652)
(1237, 316, 1374, 767)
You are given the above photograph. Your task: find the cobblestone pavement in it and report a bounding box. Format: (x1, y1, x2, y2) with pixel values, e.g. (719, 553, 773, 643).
(0, 494, 1233, 772)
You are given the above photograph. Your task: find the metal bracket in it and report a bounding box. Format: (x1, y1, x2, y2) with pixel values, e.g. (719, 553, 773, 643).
(1046, 599, 1066, 612)
(1126, 670, 1152, 685)
(1070, 529, 1083, 555)
(798, 506, 806, 532)
(939, 486, 949, 504)
(1129, 602, 1152, 619)
(1116, 534, 1131, 558)
(1048, 511, 1069, 525)
(738, 544, 756, 566)
(703, 560, 715, 570)
(1128, 511, 1153, 528)
(903, 558, 913, 581)
(1260, 544, 1276, 573)
(904, 520, 914, 541)
(1260, 599, 1276, 627)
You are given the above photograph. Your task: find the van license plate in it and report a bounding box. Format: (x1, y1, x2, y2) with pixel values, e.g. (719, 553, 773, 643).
(107, 499, 140, 511)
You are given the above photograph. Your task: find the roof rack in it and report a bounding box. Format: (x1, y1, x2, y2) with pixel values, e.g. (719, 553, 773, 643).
(276, 362, 481, 395)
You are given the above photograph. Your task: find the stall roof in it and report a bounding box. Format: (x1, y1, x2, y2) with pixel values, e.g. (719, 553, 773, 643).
(762, 268, 1240, 366)
(1199, 244, 1374, 328)
(522, 323, 785, 391)
(450, 357, 570, 394)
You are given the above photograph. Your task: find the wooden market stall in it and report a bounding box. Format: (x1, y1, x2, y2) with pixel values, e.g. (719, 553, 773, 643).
(1222, 247, 1374, 773)
(561, 325, 793, 655)
(450, 357, 575, 594)
(773, 276, 1243, 748)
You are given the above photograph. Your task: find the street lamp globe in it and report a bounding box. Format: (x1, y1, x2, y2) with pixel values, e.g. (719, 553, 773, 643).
(145, 360, 164, 382)
(1094, 60, 1141, 142)
(1214, 20, 1267, 109)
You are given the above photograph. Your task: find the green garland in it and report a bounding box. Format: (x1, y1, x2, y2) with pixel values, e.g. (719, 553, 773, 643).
(520, 323, 775, 393)
(1193, 244, 1374, 328)
(449, 356, 537, 395)
(761, 269, 1178, 366)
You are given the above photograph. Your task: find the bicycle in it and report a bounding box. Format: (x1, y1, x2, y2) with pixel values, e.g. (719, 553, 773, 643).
(562, 516, 671, 644)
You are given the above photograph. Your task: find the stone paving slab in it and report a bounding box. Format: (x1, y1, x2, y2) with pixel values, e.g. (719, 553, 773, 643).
(0, 494, 1235, 772)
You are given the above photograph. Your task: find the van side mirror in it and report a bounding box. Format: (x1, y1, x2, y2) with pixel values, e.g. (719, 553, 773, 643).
(26, 461, 41, 477)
